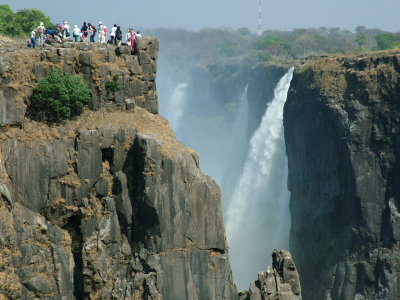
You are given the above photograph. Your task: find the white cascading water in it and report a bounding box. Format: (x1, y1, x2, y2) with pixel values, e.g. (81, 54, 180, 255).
(225, 68, 294, 290)
(164, 82, 188, 131)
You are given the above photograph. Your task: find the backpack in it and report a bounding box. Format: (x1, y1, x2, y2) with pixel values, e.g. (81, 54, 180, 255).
(116, 30, 122, 40)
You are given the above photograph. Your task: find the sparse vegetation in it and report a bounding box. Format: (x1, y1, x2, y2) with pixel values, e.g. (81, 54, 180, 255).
(105, 75, 120, 93)
(29, 69, 91, 123)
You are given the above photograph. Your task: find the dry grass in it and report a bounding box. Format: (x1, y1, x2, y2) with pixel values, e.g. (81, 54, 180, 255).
(296, 49, 400, 100)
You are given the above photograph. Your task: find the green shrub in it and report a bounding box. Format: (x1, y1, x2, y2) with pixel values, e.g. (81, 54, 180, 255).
(0, 5, 52, 37)
(29, 69, 91, 122)
(105, 75, 120, 93)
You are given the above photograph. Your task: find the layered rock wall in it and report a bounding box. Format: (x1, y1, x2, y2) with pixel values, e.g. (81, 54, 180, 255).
(0, 37, 158, 126)
(284, 50, 400, 299)
(0, 38, 238, 300)
(239, 250, 301, 300)
(0, 36, 303, 300)
(0, 108, 237, 300)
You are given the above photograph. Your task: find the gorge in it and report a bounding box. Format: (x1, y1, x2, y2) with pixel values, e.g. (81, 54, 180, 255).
(158, 47, 400, 299)
(1, 32, 400, 300)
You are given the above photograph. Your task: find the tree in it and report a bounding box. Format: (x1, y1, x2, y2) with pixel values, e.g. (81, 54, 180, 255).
(29, 69, 91, 123)
(254, 35, 284, 50)
(355, 32, 368, 49)
(355, 26, 367, 33)
(0, 5, 52, 37)
(15, 9, 51, 35)
(375, 33, 396, 50)
(238, 27, 251, 36)
(0, 5, 22, 37)
(292, 34, 323, 57)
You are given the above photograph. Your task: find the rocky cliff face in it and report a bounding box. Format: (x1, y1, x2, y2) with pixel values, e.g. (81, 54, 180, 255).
(239, 250, 301, 300)
(0, 39, 238, 300)
(284, 50, 400, 299)
(0, 108, 239, 300)
(0, 37, 302, 300)
(0, 37, 158, 127)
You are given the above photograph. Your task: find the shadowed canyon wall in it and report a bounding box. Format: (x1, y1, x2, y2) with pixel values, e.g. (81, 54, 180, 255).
(285, 50, 400, 300)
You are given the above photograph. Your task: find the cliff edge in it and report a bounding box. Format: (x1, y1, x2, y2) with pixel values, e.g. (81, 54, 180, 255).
(285, 50, 400, 299)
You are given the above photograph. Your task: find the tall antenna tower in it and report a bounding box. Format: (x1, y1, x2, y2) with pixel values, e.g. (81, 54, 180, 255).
(258, 0, 262, 36)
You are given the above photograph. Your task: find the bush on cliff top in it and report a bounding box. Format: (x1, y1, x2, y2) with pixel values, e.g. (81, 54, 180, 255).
(29, 69, 91, 123)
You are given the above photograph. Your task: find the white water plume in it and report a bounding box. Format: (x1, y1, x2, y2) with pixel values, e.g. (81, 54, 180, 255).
(225, 67, 294, 290)
(165, 82, 188, 131)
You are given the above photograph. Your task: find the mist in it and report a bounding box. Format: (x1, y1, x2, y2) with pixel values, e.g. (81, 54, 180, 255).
(156, 29, 294, 289)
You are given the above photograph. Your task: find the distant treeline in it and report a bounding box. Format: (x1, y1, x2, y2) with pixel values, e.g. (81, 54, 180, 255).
(1, 3, 398, 63)
(145, 26, 400, 65)
(0, 4, 51, 37)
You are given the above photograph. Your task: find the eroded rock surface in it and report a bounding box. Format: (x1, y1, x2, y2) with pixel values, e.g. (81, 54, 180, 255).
(285, 50, 400, 299)
(0, 36, 239, 299)
(0, 36, 158, 126)
(0, 108, 237, 300)
(239, 250, 301, 300)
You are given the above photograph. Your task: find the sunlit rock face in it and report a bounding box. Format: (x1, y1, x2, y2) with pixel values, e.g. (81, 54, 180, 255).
(0, 38, 239, 300)
(0, 37, 159, 127)
(239, 250, 301, 300)
(0, 35, 304, 300)
(285, 50, 400, 300)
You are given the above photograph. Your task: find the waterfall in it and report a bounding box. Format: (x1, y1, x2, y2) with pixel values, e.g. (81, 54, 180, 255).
(225, 68, 294, 290)
(164, 82, 188, 131)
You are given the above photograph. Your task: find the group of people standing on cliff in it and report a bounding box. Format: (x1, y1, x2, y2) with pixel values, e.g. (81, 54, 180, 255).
(29, 21, 141, 53)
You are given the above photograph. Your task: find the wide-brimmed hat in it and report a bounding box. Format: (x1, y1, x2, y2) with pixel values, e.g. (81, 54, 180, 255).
(63, 20, 68, 24)
(99, 21, 102, 24)
(40, 22, 44, 26)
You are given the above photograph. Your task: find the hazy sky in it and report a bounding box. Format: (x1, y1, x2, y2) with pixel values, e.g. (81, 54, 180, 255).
(6, 0, 399, 33)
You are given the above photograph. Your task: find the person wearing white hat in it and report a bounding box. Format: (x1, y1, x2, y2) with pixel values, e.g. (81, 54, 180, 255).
(73, 25, 81, 42)
(97, 21, 104, 43)
(30, 31, 36, 48)
(63, 21, 70, 39)
(36, 22, 46, 47)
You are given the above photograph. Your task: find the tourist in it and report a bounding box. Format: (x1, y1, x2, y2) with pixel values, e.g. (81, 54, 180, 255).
(125, 28, 131, 44)
(98, 22, 105, 43)
(73, 25, 81, 42)
(130, 30, 137, 54)
(81, 22, 89, 44)
(56, 24, 64, 42)
(47, 26, 55, 38)
(110, 24, 117, 45)
(30, 31, 36, 48)
(102, 25, 107, 43)
(36, 22, 46, 47)
(116, 26, 122, 46)
(88, 23, 96, 43)
(63, 21, 70, 39)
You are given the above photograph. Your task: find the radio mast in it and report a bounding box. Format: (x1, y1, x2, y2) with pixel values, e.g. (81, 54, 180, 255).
(258, 0, 262, 36)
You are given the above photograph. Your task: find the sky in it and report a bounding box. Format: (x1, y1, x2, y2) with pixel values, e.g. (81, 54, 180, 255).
(5, 0, 400, 33)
